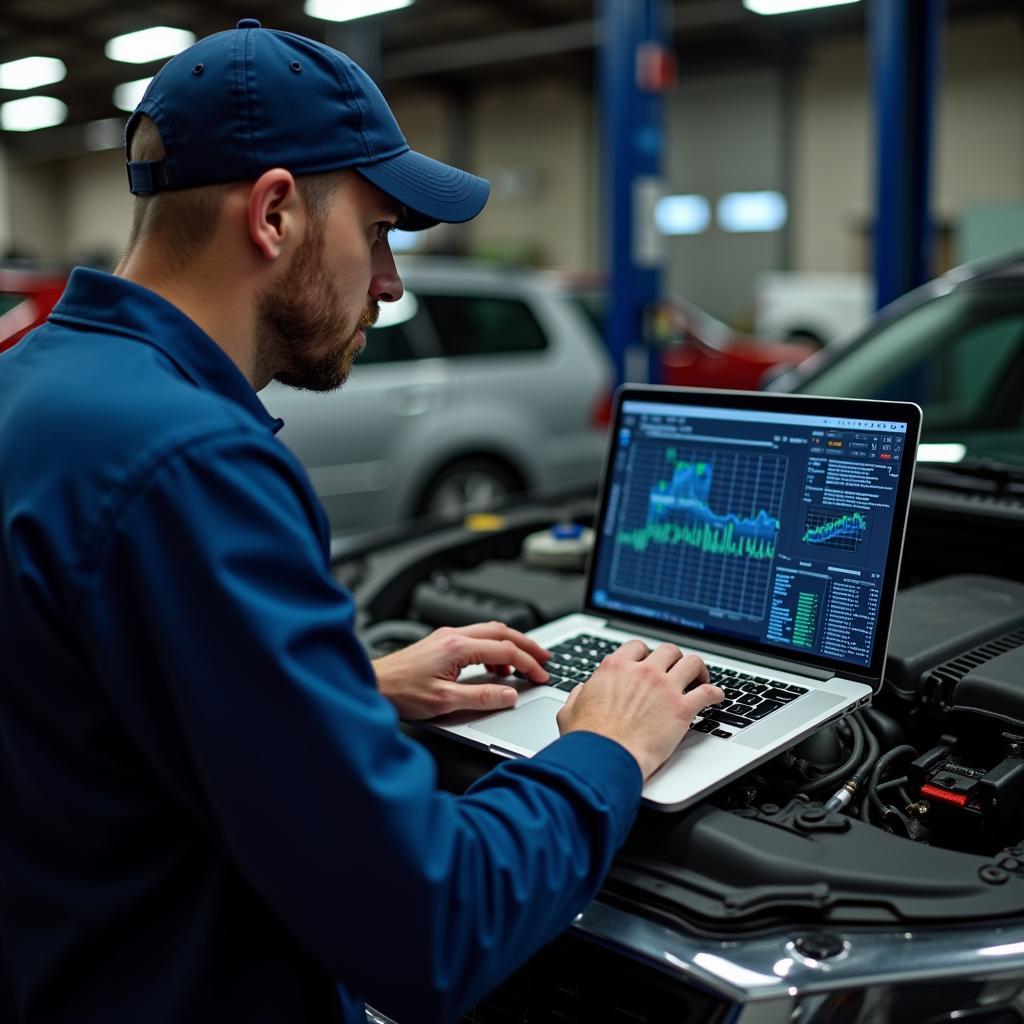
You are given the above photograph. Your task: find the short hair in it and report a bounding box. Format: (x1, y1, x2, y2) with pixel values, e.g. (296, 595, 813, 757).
(123, 115, 344, 268)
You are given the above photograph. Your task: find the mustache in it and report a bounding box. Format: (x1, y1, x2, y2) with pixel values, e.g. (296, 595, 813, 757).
(359, 303, 380, 329)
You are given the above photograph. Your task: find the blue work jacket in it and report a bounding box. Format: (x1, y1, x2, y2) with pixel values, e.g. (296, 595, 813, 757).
(0, 269, 642, 1023)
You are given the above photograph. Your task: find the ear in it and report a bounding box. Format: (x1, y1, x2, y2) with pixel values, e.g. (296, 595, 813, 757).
(247, 168, 302, 262)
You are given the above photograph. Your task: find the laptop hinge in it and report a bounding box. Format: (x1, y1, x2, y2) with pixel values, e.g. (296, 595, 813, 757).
(600, 615, 836, 681)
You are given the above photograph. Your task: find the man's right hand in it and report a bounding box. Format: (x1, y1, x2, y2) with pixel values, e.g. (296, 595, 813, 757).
(555, 639, 724, 780)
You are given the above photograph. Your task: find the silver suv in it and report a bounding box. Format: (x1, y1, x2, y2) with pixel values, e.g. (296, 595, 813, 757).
(263, 258, 613, 534)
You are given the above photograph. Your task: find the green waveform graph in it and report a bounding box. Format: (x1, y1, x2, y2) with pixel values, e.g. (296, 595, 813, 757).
(616, 518, 777, 559)
(802, 508, 868, 550)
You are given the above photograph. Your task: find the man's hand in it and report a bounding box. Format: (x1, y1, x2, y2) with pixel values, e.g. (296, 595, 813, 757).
(372, 621, 550, 720)
(556, 639, 723, 780)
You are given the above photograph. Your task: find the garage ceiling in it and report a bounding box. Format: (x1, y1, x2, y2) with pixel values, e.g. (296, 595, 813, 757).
(1, 0, 1020, 161)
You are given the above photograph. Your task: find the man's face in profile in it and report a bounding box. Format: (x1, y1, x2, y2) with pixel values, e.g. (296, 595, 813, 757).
(257, 171, 405, 393)
(258, 198, 379, 393)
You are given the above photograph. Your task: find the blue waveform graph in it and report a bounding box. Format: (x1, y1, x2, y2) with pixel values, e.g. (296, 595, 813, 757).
(610, 444, 788, 621)
(618, 459, 780, 559)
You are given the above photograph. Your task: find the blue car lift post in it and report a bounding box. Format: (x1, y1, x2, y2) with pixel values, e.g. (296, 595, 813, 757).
(870, 0, 945, 312)
(599, 0, 671, 387)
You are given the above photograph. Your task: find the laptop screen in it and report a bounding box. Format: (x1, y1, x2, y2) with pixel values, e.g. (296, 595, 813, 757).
(586, 387, 921, 683)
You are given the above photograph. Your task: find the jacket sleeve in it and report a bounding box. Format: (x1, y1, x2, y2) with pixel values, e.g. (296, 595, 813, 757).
(72, 428, 643, 1022)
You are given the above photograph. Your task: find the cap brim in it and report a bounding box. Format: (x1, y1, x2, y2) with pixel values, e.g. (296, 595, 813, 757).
(357, 149, 490, 231)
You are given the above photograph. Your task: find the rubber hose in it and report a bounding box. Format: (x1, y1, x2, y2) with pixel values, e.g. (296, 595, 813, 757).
(855, 719, 882, 819)
(865, 745, 918, 821)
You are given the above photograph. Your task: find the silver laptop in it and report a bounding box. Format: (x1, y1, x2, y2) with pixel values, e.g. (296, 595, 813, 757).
(428, 385, 922, 811)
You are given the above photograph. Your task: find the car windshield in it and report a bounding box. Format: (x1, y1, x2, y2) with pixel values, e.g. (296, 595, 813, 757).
(792, 282, 1024, 468)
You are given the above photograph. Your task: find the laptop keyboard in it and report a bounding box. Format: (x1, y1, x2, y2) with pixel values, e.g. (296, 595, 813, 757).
(524, 633, 808, 741)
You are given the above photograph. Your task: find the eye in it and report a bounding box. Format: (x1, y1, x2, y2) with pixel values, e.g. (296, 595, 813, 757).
(374, 222, 394, 244)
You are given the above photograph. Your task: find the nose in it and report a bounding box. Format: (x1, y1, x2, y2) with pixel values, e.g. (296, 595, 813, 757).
(369, 243, 404, 304)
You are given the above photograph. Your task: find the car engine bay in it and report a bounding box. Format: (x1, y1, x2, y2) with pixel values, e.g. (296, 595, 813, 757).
(335, 483, 1024, 1021)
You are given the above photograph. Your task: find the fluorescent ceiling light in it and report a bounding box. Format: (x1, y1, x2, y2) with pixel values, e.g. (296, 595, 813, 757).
(0, 56, 67, 91)
(113, 78, 153, 113)
(105, 26, 196, 64)
(743, 0, 860, 14)
(1, 96, 67, 132)
(717, 191, 788, 233)
(655, 194, 711, 236)
(304, 0, 414, 23)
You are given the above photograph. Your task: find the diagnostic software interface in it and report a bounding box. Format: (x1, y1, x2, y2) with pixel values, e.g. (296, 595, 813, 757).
(589, 399, 911, 670)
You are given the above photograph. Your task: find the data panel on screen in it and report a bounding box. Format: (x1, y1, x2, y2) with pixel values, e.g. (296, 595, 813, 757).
(590, 400, 909, 670)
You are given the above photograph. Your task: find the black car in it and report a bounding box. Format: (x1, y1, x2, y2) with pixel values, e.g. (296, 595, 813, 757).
(771, 252, 1024, 469)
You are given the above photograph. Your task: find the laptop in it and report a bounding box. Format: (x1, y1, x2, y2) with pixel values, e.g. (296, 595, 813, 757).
(428, 385, 922, 811)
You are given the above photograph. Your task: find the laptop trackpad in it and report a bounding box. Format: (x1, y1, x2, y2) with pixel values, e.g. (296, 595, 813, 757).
(730, 689, 846, 749)
(469, 697, 563, 749)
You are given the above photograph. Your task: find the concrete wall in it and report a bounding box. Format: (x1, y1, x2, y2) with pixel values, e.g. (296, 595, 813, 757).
(794, 12, 1024, 275)
(793, 36, 870, 274)
(7, 160, 65, 262)
(62, 148, 133, 267)
(936, 15, 1024, 228)
(0, 146, 10, 255)
(665, 67, 787, 324)
(470, 77, 594, 270)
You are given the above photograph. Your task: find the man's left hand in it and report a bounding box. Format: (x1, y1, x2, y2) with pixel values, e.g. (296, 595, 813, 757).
(372, 621, 550, 720)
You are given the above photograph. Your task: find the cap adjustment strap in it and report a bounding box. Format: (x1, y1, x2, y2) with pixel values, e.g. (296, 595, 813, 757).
(127, 160, 171, 195)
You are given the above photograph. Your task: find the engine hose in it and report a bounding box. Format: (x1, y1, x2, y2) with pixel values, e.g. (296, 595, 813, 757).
(876, 777, 909, 793)
(877, 778, 914, 807)
(863, 743, 917, 822)
(796, 712, 866, 795)
(854, 719, 882, 819)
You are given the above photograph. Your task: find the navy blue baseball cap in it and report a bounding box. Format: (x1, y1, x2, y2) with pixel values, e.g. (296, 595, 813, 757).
(125, 18, 489, 230)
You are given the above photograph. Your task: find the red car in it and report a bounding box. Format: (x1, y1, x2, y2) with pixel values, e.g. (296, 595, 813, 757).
(569, 286, 816, 391)
(0, 267, 67, 355)
(654, 297, 817, 390)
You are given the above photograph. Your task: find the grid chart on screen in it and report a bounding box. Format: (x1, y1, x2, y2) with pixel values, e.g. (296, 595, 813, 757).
(801, 505, 869, 552)
(609, 441, 788, 621)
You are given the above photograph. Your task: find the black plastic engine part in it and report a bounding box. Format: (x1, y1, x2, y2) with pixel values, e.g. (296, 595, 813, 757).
(884, 574, 1024, 705)
(908, 739, 1024, 845)
(411, 561, 585, 631)
(357, 619, 432, 657)
(954, 644, 1024, 730)
(412, 575, 536, 631)
(605, 799, 1024, 936)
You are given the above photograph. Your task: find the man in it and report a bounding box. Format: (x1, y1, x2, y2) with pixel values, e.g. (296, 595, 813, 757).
(0, 21, 722, 1024)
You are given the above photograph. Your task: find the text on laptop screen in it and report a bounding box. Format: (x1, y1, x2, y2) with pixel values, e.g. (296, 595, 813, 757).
(589, 400, 911, 670)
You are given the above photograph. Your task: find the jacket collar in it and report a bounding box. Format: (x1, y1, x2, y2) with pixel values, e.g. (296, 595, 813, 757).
(49, 267, 283, 434)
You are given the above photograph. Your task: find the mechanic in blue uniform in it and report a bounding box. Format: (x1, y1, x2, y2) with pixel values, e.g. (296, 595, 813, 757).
(0, 21, 723, 1024)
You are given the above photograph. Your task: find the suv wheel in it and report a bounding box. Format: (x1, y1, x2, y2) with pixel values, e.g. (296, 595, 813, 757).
(418, 457, 522, 518)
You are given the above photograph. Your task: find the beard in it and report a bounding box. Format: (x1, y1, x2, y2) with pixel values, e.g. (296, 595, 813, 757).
(257, 219, 379, 393)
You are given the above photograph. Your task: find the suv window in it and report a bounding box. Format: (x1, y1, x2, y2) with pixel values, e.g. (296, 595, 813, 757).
(801, 287, 1024, 432)
(422, 295, 548, 357)
(359, 322, 419, 365)
(0, 293, 37, 353)
(0, 294, 27, 317)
